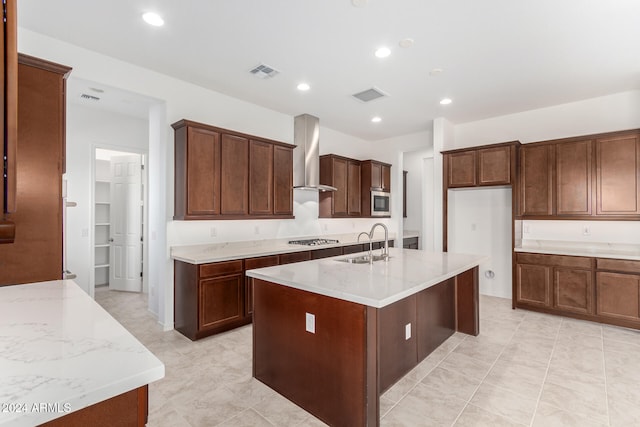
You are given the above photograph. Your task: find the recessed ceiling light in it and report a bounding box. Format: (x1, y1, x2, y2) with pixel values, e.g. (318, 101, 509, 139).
(371, 116, 382, 123)
(429, 68, 444, 76)
(297, 83, 310, 91)
(374, 47, 391, 58)
(440, 98, 452, 105)
(89, 87, 105, 93)
(142, 12, 164, 27)
(399, 38, 414, 48)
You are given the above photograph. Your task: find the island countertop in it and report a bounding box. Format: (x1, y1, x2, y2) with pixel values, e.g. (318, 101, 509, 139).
(0, 280, 165, 427)
(246, 247, 487, 308)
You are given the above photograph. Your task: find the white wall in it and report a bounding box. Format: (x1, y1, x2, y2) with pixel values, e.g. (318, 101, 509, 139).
(402, 147, 434, 248)
(448, 188, 513, 298)
(65, 104, 148, 296)
(523, 220, 640, 245)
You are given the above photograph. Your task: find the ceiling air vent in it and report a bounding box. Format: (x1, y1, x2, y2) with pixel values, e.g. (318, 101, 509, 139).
(249, 63, 280, 79)
(80, 93, 100, 101)
(352, 87, 387, 103)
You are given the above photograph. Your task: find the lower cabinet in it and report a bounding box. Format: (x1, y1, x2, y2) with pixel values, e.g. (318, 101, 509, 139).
(403, 236, 419, 249)
(515, 252, 640, 329)
(244, 255, 279, 317)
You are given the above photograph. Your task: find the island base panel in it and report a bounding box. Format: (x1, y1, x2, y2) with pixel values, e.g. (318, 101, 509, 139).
(39, 385, 148, 427)
(253, 279, 375, 427)
(456, 266, 479, 336)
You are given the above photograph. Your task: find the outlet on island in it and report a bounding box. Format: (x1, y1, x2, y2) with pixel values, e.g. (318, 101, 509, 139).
(305, 312, 316, 334)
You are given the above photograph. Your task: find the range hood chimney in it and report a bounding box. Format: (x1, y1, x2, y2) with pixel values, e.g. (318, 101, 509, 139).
(293, 114, 336, 192)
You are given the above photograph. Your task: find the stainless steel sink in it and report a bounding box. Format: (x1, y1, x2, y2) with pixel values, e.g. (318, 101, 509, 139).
(335, 254, 389, 264)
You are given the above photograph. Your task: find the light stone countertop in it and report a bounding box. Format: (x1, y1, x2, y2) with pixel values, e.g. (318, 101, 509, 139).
(515, 240, 640, 261)
(403, 230, 420, 239)
(171, 232, 397, 264)
(246, 247, 487, 308)
(0, 280, 165, 427)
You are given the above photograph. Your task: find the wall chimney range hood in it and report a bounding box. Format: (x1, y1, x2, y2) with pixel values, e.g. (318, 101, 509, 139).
(293, 114, 336, 192)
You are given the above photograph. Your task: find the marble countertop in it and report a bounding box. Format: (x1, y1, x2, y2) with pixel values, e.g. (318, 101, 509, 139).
(515, 240, 640, 261)
(403, 230, 420, 239)
(171, 232, 397, 264)
(246, 247, 487, 308)
(0, 280, 165, 427)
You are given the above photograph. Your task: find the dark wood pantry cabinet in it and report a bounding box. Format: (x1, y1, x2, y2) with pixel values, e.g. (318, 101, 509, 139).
(319, 154, 362, 217)
(173, 120, 294, 220)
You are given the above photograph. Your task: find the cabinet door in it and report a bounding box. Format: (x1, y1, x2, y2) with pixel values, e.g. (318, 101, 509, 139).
(478, 146, 511, 186)
(382, 164, 391, 191)
(273, 145, 293, 215)
(596, 133, 640, 215)
(369, 161, 382, 189)
(596, 272, 640, 321)
(447, 151, 476, 187)
(519, 144, 554, 216)
(245, 255, 279, 317)
(332, 157, 349, 216)
(553, 267, 593, 314)
(348, 161, 361, 216)
(220, 134, 249, 215)
(516, 263, 552, 307)
(186, 127, 221, 216)
(249, 140, 273, 215)
(556, 140, 592, 216)
(199, 274, 244, 330)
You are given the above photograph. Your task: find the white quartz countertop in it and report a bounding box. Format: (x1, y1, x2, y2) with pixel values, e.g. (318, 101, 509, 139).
(246, 248, 487, 308)
(171, 232, 396, 264)
(0, 280, 165, 427)
(515, 240, 640, 261)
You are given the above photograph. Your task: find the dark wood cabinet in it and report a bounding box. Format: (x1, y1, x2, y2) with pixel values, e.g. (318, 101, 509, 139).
(516, 129, 639, 219)
(443, 143, 516, 189)
(361, 160, 392, 218)
(244, 255, 279, 317)
(516, 262, 552, 308)
(0, 55, 71, 285)
(595, 258, 640, 326)
(173, 120, 294, 220)
(319, 155, 362, 218)
(595, 132, 640, 216)
(1, 0, 17, 220)
(417, 278, 455, 360)
(553, 267, 593, 314)
(279, 251, 311, 265)
(403, 237, 419, 249)
(220, 134, 249, 215)
(342, 243, 365, 254)
(310, 247, 343, 259)
(556, 139, 593, 216)
(249, 140, 273, 215)
(273, 145, 293, 216)
(379, 295, 417, 392)
(519, 144, 554, 216)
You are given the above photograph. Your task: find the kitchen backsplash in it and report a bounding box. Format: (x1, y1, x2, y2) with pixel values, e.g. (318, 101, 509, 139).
(522, 220, 640, 245)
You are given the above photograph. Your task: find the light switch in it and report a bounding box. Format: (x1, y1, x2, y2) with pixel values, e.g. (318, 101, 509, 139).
(306, 312, 315, 334)
(405, 323, 411, 340)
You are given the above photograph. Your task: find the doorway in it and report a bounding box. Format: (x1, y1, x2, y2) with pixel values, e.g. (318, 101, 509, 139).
(93, 148, 147, 293)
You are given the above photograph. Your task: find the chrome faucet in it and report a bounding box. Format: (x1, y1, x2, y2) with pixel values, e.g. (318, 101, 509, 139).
(357, 231, 373, 263)
(369, 222, 389, 260)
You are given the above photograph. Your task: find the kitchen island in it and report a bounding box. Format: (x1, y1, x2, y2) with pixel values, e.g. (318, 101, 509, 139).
(0, 280, 164, 427)
(246, 248, 486, 427)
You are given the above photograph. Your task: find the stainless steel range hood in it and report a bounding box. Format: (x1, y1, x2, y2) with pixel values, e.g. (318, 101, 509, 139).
(293, 114, 337, 192)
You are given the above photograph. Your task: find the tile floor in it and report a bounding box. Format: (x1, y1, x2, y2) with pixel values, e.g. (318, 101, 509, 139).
(96, 287, 640, 426)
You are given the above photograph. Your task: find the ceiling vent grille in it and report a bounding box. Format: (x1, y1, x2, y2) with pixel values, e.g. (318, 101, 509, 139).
(352, 87, 387, 102)
(80, 93, 100, 101)
(250, 63, 280, 79)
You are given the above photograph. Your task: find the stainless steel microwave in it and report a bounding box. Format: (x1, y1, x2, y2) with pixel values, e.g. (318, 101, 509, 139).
(371, 191, 391, 216)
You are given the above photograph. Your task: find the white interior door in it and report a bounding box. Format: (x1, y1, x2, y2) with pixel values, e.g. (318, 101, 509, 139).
(109, 154, 142, 292)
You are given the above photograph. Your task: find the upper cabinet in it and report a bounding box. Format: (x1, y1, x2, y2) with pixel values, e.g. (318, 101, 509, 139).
(361, 160, 391, 191)
(517, 129, 640, 219)
(596, 132, 640, 216)
(443, 142, 518, 189)
(319, 154, 361, 218)
(173, 120, 294, 220)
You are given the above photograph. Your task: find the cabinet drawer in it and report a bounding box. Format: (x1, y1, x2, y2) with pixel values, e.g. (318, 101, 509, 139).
(342, 244, 365, 255)
(597, 258, 640, 274)
(516, 252, 593, 269)
(279, 251, 311, 265)
(245, 255, 279, 270)
(199, 260, 243, 278)
(311, 247, 343, 260)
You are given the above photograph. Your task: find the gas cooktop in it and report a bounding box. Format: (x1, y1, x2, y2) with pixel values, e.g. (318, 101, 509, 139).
(288, 238, 340, 246)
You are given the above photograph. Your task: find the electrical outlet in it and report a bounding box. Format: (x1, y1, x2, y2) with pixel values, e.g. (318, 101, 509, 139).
(582, 226, 591, 236)
(405, 323, 411, 340)
(254, 226, 260, 235)
(210, 227, 217, 237)
(323, 223, 328, 231)
(523, 224, 530, 234)
(81, 228, 89, 237)
(305, 312, 315, 334)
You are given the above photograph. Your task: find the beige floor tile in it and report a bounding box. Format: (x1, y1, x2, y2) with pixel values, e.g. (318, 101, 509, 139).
(500, 338, 554, 365)
(483, 356, 546, 400)
(538, 381, 608, 423)
(549, 346, 605, 378)
(470, 383, 537, 426)
(216, 408, 273, 427)
(479, 318, 518, 345)
(439, 351, 493, 381)
(454, 404, 526, 427)
(383, 383, 467, 426)
(381, 374, 419, 403)
(146, 402, 192, 427)
(420, 366, 482, 402)
(559, 318, 603, 338)
(554, 329, 603, 351)
(403, 355, 438, 383)
(452, 335, 505, 365)
(252, 392, 315, 426)
(602, 324, 640, 345)
(380, 395, 396, 418)
(606, 375, 640, 407)
(532, 402, 608, 427)
(608, 396, 640, 427)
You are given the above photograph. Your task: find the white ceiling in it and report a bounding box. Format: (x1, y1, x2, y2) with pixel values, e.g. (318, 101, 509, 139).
(17, 0, 640, 141)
